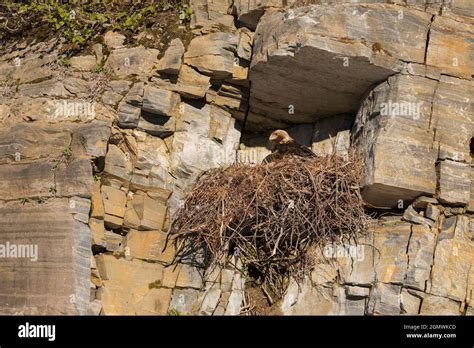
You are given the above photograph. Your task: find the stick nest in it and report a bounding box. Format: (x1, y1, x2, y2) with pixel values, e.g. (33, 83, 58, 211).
(170, 152, 370, 300)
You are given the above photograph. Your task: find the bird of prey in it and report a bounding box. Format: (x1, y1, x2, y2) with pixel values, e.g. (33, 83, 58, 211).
(263, 129, 316, 164)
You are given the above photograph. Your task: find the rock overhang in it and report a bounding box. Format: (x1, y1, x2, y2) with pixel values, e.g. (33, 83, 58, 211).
(248, 3, 432, 127)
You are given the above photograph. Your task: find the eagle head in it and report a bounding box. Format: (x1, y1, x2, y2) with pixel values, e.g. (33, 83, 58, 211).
(269, 129, 293, 145)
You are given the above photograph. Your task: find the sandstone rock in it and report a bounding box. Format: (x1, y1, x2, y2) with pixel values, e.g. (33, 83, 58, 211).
(162, 264, 181, 288)
(101, 185, 127, 229)
(169, 288, 200, 314)
(436, 160, 471, 206)
(92, 43, 104, 64)
(100, 255, 164, 315)
(11, 97, 57, 122)
(123, 192, 167, 231)
(172, 65, 211, 99)
(402, 205, 433, 229)
(237, 134, 271, 165)
(55, 159, 94, 198)
(109, 80, 132, 94)
(63, 77, 91, 97)
(90, 218, 105, 245)
(425, 204, 441, 222)
(227, 63, 249, 87)
(11, 55, 55, 84)
(70, 55, 97, 71)
(431, 76, 473, 163)
(426, 15, 473, 79)
(412, 196, 439, 210)
(419, 294, 461, 315)
(346, 286, 370, 299)
(137, 112, 176, 137)
(236, 28, 254, 62)
(125, 229, 174, 263)
(104, 31, 126, 49)
(367, 283, 401, 315)
(176, 264, 203, 289)
(468, 167, 474, 212)
(281, 277, 340, 315)
(250, 4, 431, 124)
(103, 144, 133, 183)
(405, 225, 436, 291)
(335, 234, 376, 286)
(18, 80, 69, 98)
(220, 269, 235, 292)
(0, 162, 55, 200)
(170, 103, 240, 207)
(184, 32, 239, 78)
(439, 215, 457, 241)
(232, 0, 296, 30)
(72, 120, 111, 159)
(0, 123, 70, 164)
(0, 104, 11, 122)
(106, 46, 158, 78)
(199, 288, 221, 315)
(430, 232, 473, 302)
(142, 86, 180, 116)
(157, 38, 185, 75)
(117, 101, 141, 129)
(136, 288, 172, 315)
(373, 223, 411, 284)
(353, 75, 438, 208)
(103, 231, 124, 252)
(450, 0, 474, 17)
(401, 288, 421, 315)
(190, 0, 235, 32)
(0, 199, 91, 314)
(123, 82, 145, 107)
(135, 133, 170, 172)
(102, 91, 123, 107)
(69, 197, 91, 224)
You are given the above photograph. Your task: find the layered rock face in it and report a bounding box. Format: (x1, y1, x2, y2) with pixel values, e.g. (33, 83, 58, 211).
(0, 0, 472, 316)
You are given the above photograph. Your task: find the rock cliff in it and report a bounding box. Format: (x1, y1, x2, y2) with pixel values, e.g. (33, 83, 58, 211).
(0, 0, 472, 315)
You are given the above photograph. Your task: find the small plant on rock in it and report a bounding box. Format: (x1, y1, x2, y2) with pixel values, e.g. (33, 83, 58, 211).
(61, 146, 73, 158)
(167, 309, 182, 316)
(148, 280, 162, 289)
(91, 64, 105, 74)
(57, 57, 71, 67)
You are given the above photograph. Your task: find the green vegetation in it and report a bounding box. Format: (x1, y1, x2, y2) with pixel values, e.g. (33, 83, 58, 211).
(167, 309, 182, 316)
(148, 280, 162, 289)
(51, 159, 61, 170)
(93, 173, 101, 182)
(178, 4, 193, 24)
(0, 1, 191, 52)
(57, 57, 71, 67)
(51, 146, 73, 170)
(91, 64, 105, 74)
(20, 197, 29, 205)
(60, 146, 73, 158)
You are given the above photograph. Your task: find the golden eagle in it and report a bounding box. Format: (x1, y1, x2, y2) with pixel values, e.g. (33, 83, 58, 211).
(263, 129, 316, 164)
